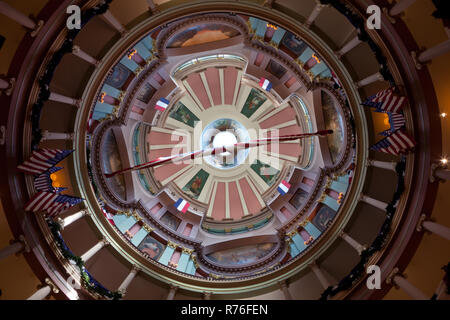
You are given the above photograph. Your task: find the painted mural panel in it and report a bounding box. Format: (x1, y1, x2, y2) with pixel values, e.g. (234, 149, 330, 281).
(101, 130, 126, 199)
(182, 169, 210, 200)
(160, 211, 181, 231)
(250, 160, 280, 186)
(169, 101, 200, 127)
(167, 24, 240, 48)
(280, 32, 307, 57)
(241, 88, 267, 118)
(206, 243, 276, 266)
(312, 204, 337, 232)
(289, 188, 309, 210)
(136, 82, 156, 103)
(321, 91, 345, 164)
(105, 63, 132, 89)
(138, 235, 165, 260)
(265, 59, 287, 79)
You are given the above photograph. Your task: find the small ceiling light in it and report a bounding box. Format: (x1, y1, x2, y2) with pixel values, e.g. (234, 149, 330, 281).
(440, 112, 447, 118)
(440, 158, 448, 165)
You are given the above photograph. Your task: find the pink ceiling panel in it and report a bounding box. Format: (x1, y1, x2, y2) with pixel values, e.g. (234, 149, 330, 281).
(223, 67, 237, 105)
(186, 72, 211, 109)
(228, 181, 244, 220)
(259, 107, 296, 129)
(212, 182, 226, 221)
(238, 178, 262, 215)
(205, 67, 222, 106)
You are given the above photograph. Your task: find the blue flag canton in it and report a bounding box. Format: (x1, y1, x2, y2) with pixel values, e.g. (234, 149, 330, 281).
(370, 138, 391, 151)
(55, 194, 83, 206)
(47, 150, 74, 166)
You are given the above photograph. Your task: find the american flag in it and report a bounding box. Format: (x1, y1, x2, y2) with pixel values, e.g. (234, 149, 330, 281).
(33, 167, 64, 192)
(17, 149, 74, 175)
(362, 88, 406, 113)
(379, 112, 406, 136)
(25, 191, 83, 217)
(370, 129, 416, 155)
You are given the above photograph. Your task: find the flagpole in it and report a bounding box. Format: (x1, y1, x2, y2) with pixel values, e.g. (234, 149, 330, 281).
(104, 130, 332, 178)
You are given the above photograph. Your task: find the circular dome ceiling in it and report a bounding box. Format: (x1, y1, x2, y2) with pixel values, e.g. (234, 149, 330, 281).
(45, 8, 362, 292)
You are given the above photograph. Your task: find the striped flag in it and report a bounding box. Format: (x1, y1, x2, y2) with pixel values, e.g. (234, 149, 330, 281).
(25, 191, 83, 216)
(379, 112, 406, 136)
(102, 207, 116, 225)
(34, 167, 63, 192)
(362, 88, 406, 113)
(370, 130, 416, 155)
(17, 149, 74, 175)
(174, 197, 190, 213)
(154, 98, 169, 111)
(259, 78, 272, 91)
(277, 180, 291, 195)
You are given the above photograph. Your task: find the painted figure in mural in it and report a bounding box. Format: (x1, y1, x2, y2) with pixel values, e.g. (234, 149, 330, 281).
(190, 176, 203, 194)
(141, 241, 161, 259)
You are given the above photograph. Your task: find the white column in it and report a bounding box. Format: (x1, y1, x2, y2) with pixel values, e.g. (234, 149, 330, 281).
(389, 0, 417, 16)
(340, 231, 366, 255)
(0, 77, 15, 96)
(309, 262, 331, 289)
(166, 284, 178, 300)
(41, 130, 74, 141)
(356, 72, 384, 88)
(305, 1, 326, 28)
(417, 214, 450, 241)
(57, 209, 89, 230)
(72, 45, 99, 66)
(102, 10, 125, 34)
(80, 239, 109, 262)
(417, 40, 450, 63)
(0, 1, 44, 36)
(49, 92, 80, 107)
(386, 268, 428, 300)
(368, 159, 397, 171)
(27, 278, 59, 300)
(0, 235, 29, 260)
(118, 265, 140, 295)
(337, 36, 361, 57)
(360, 194, 388, 212)
(279, 281, 293, 300)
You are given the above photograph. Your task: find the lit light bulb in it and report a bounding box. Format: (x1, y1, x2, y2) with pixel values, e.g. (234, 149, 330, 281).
(440, 158, 448, 165)
(440, 113, 447, 118)
(50, 173, 57, 181)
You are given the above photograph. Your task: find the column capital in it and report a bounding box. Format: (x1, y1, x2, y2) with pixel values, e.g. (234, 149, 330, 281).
(203, 291, 212, 300)
(131, 264, 142, 273)
(278, 279, 289, 288)
(101, 238, 110, 246)
(0, 77, 15, 96)
(30, 19, 44, 38)
(430, 163, 448, 183)
(416, 213, 428, 232)
(385, 267, 402, 288)
(44, 277, 60, 294)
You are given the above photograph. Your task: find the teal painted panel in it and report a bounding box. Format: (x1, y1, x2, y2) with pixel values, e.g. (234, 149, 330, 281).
(330, 180, 348, 193)
(186, 258, 196, 275)
(119, 56, 139, 72)
(176, 253, 190, 273)
(113, 215, 136, 233)
(304, 222, 322, 239)
(131, 228, 148, 247)
(320, 69, 332, 78)
(255, 19, 267, 38)
(299, 47, 314, 63)
(337, 174, 351, 184)
(310, 62, 328, 76)
(134, 42, 151, 60)
(290, 242, 300, 257)
(92, 110, 107, 120)
(292, 233, 307, 253)
(271, 28, 286, 45)
(94, 101, 114, 114)
(322, 195, 340, 212)
(249, 17, 259, 31)
(141, 35, 153, 51)
(158, 246, 175, 266)
(102, 83, 121, 98)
